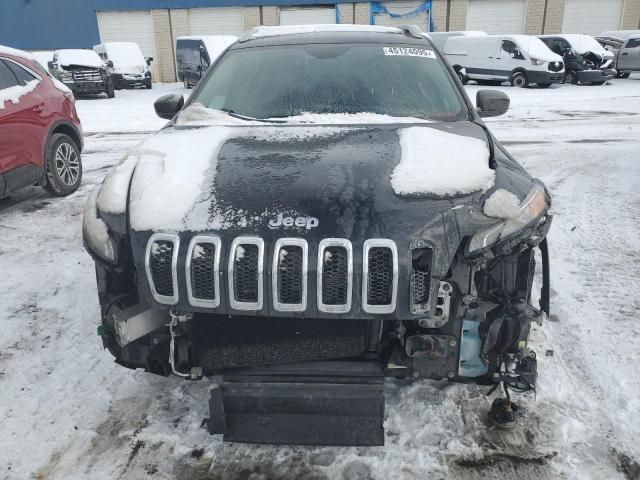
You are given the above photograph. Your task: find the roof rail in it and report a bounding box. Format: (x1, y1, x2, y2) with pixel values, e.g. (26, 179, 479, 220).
(399, 25, 423, 39)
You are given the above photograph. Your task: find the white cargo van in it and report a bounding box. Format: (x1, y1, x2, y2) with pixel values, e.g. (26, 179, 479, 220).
(444, 34, 564, 88)
(93, 42, 153, 89)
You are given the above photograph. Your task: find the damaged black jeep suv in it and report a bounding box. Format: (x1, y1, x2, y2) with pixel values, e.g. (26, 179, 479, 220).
(84, 25, 551, 446)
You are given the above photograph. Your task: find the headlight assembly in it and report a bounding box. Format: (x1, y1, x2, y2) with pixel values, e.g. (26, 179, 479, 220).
(468, 183, 549, 253)
(58, 71, 73, 82)
(83, 189, 117, 263)
(530, 58, 545, 66)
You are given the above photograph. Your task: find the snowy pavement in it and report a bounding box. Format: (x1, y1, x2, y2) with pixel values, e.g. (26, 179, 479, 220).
(1, 78, 640, 479)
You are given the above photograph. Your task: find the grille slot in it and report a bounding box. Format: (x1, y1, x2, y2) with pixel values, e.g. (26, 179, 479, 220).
(145, 234, 179, 304)
(72, 69, 103, 81)
(410, 247, 433, 313)
(362, 240, 398, 314)
(186, 236, 221, 308)
(272, 239, 308, 312)
(317, 239, 353, 313)
(229, 237, 264, 310)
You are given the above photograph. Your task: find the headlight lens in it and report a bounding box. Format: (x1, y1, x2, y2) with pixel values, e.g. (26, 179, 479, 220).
(531, 58, 545, 66)
(83, 190, 116, 263)
(468, 183, 549, 253)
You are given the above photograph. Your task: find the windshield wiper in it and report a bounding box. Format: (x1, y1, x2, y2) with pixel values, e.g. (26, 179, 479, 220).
(220, 108, 285, 123)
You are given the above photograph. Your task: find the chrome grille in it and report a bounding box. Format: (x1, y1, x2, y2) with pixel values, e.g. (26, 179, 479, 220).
(272, 238, 308, 312)
(362, 240, 398, 314)
(317, 239, 353, 313)
(228, 237, 264, 310)
(72, 69, 103, 81)
(186, 235, 221, 308)
(145, 233, 179, 304)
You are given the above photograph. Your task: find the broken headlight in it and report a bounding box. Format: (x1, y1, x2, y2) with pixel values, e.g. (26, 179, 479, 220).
(82, 189, 117, 264)
(468, 183, 549, 253)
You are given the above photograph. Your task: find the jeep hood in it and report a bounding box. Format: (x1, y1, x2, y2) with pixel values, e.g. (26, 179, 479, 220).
(98, 122, 532, 241)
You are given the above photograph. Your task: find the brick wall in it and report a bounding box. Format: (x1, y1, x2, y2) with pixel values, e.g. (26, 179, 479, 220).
(244, 6, 261, 30)
(338, 3, 356, 24)
(524, 0, 545, 34)
(262, 6, 278, 26)
(431, 0, 448, 31)
(354, 2, 370, 25)
(542, 0, 565, 34)
(448, 0, 468, 30)
(622, 0, 640, 29)
(151, 9, 177, 83)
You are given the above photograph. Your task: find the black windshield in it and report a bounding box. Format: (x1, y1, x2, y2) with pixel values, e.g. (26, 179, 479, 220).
(190, 43, 468, 122)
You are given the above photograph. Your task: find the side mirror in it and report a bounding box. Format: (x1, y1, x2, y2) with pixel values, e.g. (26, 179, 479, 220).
(48, 61, 56, 70)
(107, 60, 114, 68)
(476, 90, 510, 118)
(154, 94, 184, 120)
(146, 57, 153, 66)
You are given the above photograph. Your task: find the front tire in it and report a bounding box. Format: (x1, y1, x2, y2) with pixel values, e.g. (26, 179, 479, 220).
(510, 72, 529, 88)
(43, 134, 82, 197)
(106, 78, 115, 98)
(564, 70, 579, 85)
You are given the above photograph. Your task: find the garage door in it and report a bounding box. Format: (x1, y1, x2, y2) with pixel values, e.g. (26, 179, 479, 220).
(188, 7, 245, 36)
(373, 1, 430, 32)
(279, 7, 336, 25)
(562, 0, 623, 34)
(97, 10, 157, 77)
(466, 0, 526, 34)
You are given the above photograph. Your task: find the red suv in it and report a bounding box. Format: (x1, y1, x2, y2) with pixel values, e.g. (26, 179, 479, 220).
(0, 46, 83, 198)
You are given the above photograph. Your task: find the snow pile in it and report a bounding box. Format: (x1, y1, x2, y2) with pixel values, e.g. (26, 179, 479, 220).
(390, 127, 494, 196)
(101, 42, 146, 74)
(483, 188, 521, 218)
(177, 103, 259, 125)
(129, 127, 232, 231)
(82, 189, 114, 261)
(248, 24, 401, 39)
(55, 49, 104, 68)
(0, 79, 39, 109)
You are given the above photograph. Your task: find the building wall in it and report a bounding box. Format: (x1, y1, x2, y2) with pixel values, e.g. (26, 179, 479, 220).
(338, 3, 356, 24)
(524, 0, 545, 34)
(0, 0, 100, 49)
(622, 0, 640, 29)
(151, 9, 177, 82)
(354, 2, 370, 24)
(432, 0, 448, 31)
(543, 0, 565, 33)
(449, 0, 468, 30)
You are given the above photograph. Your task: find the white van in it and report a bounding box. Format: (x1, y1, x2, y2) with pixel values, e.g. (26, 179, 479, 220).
(427, 31, 487, 50)
(444, 34, 564, 88)
(93, 42, 153, 89)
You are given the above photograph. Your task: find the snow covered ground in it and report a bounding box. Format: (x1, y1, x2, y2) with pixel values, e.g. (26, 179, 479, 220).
(1, 78, 640, 479)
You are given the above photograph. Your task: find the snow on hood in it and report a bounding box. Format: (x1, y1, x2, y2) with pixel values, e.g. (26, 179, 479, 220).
(561, 34, 609, 56)
(0, 80, 39, 110)
(511, 35, 563, 62)
(483, 188, 521, 218)
(177, 103, 434, 126)
(101, 42, 146, 74)
(390, 127, 494, 196)
(55, 49, 104, 69)
(128, 127, 232, 231)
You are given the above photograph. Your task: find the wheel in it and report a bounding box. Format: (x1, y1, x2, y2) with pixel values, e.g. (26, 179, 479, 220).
(510, 72, 529, 88)
(145, 78, 152, 89)
(564, 70, 579, 85)
(617, 72, 630, 79)
(106, 78, 115, 98)
(43, 134, 82, 196)
(537, 83, 552, 88)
